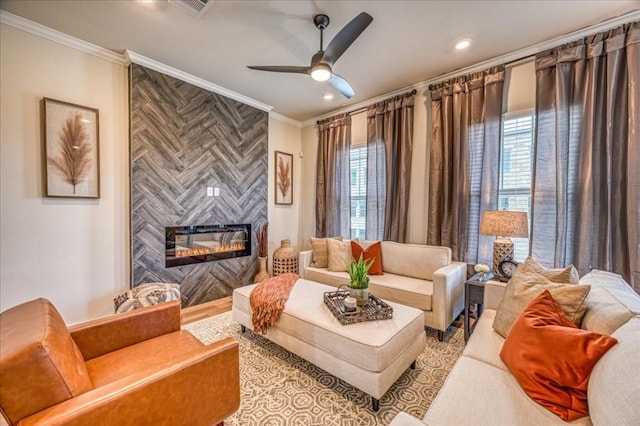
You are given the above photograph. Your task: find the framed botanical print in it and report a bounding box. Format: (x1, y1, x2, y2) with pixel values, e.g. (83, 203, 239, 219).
(275, 150, 293, 205)
(42, 98, 100, 198)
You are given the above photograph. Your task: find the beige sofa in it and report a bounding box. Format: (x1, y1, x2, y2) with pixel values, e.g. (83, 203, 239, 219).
(390, 269, 640, 425)
(299, 241, 467, 340)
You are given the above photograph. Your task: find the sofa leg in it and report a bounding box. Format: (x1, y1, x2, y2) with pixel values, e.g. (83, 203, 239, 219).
(437, 330, 444, 342)
(240, 325, 246, 333)
(216, 422, 224, 426)
(372, 397, 380, 412)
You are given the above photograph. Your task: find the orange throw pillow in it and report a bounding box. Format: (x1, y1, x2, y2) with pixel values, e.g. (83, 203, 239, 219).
(500, 290, 617, 421)
(350, 241, 383, 275)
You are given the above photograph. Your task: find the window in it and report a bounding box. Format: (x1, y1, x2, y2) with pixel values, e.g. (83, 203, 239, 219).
(350, 146, 367, 240)
(499, 114, 534, 261)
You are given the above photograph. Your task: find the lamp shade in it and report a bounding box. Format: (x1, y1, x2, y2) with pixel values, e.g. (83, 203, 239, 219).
(480, 211, 529, 238)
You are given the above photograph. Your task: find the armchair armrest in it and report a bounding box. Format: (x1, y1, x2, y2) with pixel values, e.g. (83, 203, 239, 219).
(299, 250, 313, 278)
(69, 301, 181, 361)
(19, 337, 240, 426)
(431, 261, 466, 331)
(484, 279, 507, 311)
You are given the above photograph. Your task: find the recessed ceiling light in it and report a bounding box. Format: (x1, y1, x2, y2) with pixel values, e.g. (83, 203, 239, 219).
(455, 38, 472, 50)
(323, 93, 334, 101)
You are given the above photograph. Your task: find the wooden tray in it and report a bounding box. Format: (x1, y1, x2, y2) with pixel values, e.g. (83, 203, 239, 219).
(323, 290, 393, 325)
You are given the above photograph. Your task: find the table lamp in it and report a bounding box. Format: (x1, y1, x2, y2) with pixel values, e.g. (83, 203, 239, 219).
(479, 210, 529, 275)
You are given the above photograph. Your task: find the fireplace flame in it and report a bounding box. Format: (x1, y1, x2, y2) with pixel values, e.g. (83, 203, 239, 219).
(175, 242, 245, 258)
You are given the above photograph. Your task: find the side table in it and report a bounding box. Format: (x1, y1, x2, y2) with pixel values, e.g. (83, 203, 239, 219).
(464, 273, 493, 342)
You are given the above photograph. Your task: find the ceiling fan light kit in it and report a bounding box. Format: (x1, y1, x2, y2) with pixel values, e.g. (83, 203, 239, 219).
(248, 12, 373, 99)
(311, 63, 332, 81)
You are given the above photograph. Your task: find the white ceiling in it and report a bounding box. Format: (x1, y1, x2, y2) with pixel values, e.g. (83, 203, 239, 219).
(1, 0, 638, 123)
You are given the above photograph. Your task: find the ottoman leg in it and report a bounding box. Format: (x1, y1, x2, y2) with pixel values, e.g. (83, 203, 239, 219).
(437, 330, 444, 342)
(240, 325, 246, 333)
(410, 360, 416, 370)
(372, 397, 380, 412)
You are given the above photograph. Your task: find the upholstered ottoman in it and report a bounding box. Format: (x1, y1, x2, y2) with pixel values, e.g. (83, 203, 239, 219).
(232, 278, 426, 410)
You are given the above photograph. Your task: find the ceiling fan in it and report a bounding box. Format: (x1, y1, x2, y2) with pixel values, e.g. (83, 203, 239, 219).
(247, 12, 373, 99)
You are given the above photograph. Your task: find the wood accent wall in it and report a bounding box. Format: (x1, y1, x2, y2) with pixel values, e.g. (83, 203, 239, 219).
(129, 64, 268, 307)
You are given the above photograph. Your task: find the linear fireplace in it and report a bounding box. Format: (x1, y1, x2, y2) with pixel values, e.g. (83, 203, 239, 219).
(165, 224, 251, 268)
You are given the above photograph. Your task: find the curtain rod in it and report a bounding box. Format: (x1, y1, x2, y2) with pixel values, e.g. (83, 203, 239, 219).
(317, 89, 417, 124)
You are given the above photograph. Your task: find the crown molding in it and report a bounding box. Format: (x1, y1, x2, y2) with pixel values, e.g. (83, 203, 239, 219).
(0, 10, 127, 65)
(269, 111, 302, 128)
(304, 9, 640, 128)
(125, 51, 274, 113)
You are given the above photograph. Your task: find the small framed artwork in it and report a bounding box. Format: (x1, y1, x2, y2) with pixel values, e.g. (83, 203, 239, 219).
(42, 98, 100, 198)
(274, 150, 293, 205)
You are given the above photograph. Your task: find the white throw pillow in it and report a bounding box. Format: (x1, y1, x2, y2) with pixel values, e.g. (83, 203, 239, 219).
(327, 238, 358, 272)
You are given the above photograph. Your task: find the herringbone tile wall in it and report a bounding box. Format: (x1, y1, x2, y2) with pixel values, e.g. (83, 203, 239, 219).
(130, 64, 268, 307)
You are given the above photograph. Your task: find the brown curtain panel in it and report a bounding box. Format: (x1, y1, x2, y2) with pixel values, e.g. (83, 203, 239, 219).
(366, 91, 416, 242)
(427, 66, 504, 263)
(315, 114, 352, 238)
(532, 21, 639, 292)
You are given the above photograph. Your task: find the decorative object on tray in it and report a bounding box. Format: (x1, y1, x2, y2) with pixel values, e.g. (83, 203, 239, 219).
(345, 254, 375, 306)
(273, 239, 299, 276)
(474, 263, 490, 281)
(254, 223, 270, 283)
(479, 210, 528, 276)
(274, 151, 293, 205)
(42, 98, 100, 198)
(323, 289, 393, 325)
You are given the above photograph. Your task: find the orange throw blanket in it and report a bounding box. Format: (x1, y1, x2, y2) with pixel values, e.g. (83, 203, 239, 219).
(250, 273, 299, 334)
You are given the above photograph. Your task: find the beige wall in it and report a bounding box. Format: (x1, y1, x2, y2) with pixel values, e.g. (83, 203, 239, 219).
(267, 117, 302, 271)
(0, 24, 129, 324)
(0, 24, 304, 321)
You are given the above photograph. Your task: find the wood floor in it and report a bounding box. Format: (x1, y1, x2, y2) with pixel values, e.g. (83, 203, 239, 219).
(180, 296, 232, 325)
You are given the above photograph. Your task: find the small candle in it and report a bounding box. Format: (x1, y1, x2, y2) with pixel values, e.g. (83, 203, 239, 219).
(343, 296, 357, 312)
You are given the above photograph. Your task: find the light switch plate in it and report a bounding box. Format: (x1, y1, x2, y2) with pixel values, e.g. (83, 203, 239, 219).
(214, 187, 220, 196)
(206, 187, 213, 197)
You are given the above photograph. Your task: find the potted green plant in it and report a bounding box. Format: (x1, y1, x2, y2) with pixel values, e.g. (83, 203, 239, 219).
(346, 254, 375, 306)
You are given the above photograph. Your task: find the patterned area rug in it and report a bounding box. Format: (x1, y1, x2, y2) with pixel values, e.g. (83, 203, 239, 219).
(184, 312, 464, 425)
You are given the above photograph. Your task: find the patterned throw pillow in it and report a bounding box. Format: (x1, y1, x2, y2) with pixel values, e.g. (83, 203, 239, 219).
(114, 282, 181, 314)
(492, 260, 589, 338)
(309, 236, 343, 268)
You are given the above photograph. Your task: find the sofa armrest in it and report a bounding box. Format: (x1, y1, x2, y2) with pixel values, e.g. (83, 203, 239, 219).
(19, 337, 240, 426)
(69, 301, 181, 361)
(483, 279, 507, 311)
(431, 261, 466, 331)
(389, 412, 427, 425)
(299, 250, 313, 278)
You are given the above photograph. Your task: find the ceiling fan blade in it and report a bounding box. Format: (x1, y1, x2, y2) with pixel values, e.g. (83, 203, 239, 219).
(247, 65, 310, 74)
(328, 74, 355, 99)
(323, 12, 373, 66)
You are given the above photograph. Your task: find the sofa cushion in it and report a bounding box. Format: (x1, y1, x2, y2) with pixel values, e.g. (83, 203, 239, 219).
(500, 290, 617, 421)
(369, 274, 433, 311)
(0, 298, 94, 422)
(423, 356, 592, 426)
(310, 236, 343, 268)
(462, 310, 508, 371)
(579, 270, 640, 335)
(381, 242, 450, 280)
(588, 316, 640, 425)
(493, 267, 590, 337)
(351, 240, 383, 275)
(327, 238, 356, 272)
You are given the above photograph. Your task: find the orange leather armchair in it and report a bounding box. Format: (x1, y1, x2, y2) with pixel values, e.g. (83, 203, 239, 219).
(0, 298, 240, 426)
